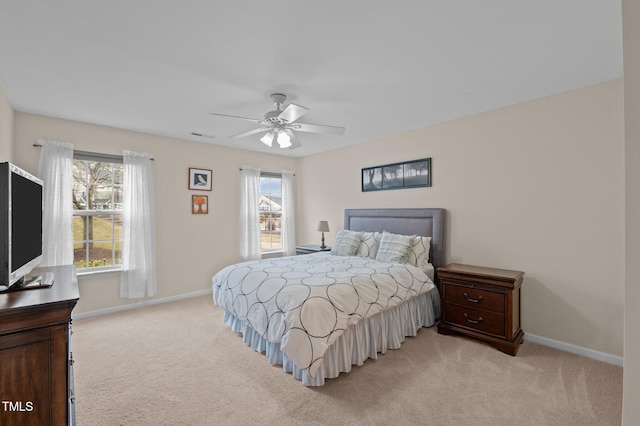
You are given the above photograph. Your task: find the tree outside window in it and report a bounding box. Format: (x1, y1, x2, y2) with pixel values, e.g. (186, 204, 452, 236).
(72, 159, 124, 270)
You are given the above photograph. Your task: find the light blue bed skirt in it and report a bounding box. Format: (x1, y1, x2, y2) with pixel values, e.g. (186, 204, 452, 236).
(221, 288, 441, 386)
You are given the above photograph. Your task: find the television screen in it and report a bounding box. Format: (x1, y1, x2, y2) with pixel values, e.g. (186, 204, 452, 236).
(11, 170, 43, 270)
(0, 162, 43, 288)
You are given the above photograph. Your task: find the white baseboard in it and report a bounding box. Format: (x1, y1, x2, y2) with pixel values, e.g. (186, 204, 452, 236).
(72, 289, 213, 320)
(524, 333, 623, 367)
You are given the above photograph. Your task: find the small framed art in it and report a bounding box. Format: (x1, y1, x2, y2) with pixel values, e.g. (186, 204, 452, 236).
(192, 195, 208, 214)
(188, 167, 212, 191)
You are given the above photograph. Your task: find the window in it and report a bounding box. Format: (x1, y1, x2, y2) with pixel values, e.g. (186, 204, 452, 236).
(259, 173, 282, 252)
(72, 155, 124, 272)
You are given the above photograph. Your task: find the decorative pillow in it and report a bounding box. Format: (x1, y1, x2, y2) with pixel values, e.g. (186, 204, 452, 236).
(407, 235, 432, 271)
(356, 231, 381, 259)
(375, 231, 412, 264)
(331, 230, 362, 256)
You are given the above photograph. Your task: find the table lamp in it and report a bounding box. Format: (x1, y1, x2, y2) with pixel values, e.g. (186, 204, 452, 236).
(317, 221, 330, 249)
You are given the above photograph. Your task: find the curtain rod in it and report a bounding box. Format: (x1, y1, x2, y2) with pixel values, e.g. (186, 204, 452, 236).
(239, 168, 295, 176)
(33, 142, 154, 161)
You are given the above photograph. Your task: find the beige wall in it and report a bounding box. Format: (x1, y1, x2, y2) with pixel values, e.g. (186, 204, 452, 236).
(623, 0, 640, 422)
(12, 112, 299, 314)
(0, 85, 13, 161)
(299, 80, 625, 357)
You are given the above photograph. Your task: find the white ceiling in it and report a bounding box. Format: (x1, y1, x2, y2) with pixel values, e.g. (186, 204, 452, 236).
(0, 1, 623, 158)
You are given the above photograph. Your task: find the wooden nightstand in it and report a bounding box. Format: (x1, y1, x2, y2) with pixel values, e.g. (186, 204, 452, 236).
(295, 245, 331, 255)
(437, 263, 524, 355)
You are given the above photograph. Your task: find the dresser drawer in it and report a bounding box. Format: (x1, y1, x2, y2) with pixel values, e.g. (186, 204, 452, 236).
(444, 304, 506, 337)
(444, 281, 505, 314)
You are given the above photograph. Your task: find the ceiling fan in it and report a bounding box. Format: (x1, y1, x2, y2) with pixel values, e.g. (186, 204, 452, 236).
(210, 93, 345, 149)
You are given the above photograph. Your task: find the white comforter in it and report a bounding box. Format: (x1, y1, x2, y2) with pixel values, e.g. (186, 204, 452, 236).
(212, 252, 436, 377)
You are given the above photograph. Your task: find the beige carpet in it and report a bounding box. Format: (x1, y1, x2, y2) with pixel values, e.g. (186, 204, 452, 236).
(72, 295, 622, 425)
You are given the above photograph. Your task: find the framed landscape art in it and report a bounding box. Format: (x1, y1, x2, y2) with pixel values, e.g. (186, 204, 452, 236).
(362, 158, 431, 192)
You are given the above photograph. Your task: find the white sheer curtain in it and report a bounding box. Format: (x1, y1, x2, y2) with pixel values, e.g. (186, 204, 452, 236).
(240, 166, 261, 261)
(120, 151, 157, 299)
(280, 170, 296, 256)
(37, 139, 74, 266)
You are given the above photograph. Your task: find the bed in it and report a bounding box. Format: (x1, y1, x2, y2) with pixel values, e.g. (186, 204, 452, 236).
(212, 208, 445, 385)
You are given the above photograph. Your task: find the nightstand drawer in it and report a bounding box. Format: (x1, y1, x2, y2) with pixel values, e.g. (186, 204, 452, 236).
(444, 282, 505, 314)
(444, 304, 506, 337)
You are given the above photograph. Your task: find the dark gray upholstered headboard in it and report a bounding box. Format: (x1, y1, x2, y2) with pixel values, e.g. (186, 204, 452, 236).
(344, 208, 446, 270)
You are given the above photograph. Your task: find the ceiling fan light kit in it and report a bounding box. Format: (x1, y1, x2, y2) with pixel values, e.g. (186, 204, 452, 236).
(276, 131, 291, 148)
(211, 93, 345, 150)
(260, 132, 275, 147)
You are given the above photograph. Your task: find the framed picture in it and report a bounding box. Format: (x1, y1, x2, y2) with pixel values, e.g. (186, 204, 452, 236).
(188, 167, 212, 191)
(192, 195, 208, 214)
(402, 158, 431, 188)
(362, 158, 431, 192)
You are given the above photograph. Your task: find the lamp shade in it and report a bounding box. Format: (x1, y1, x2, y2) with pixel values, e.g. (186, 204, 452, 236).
(317, 221, 330, 233)
(260, 132, 275, 147)
(277, 131, 292, 148)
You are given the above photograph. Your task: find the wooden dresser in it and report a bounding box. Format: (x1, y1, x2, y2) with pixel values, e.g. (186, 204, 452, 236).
(437, 263, 524, 355)
(0, 265, 79, 426)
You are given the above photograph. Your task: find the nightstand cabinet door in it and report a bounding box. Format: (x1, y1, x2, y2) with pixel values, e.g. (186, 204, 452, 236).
(437, 264, 524, 356)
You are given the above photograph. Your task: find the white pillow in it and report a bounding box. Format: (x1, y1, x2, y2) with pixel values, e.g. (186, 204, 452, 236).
(407, 235, 432, 272)
(356, 231, 381, 259)
(375, 231, 412, 264)
(331, 230, 362, 256)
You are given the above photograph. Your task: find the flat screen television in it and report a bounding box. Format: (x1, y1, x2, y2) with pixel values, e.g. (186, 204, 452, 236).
(0, 162, 44, 290)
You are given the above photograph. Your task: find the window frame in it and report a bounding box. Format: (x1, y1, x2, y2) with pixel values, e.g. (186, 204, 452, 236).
(259, 171, 283, 255)
(72, 151, 124, 275)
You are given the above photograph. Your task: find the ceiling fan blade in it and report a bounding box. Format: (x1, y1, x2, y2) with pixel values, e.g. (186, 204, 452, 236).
(210, 112, 262, 123)
(228, 127, 272, 139)
(283, 129, 301, 149)
(278, 103, 309, 124)
(293, 122, 345, 136)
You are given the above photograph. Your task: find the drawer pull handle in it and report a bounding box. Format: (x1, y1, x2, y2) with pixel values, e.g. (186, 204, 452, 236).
(464, 313, 483, 324)
(463, 293, 483, 303)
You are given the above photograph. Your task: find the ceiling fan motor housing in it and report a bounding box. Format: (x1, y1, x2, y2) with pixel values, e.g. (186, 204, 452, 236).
(265, 93, 288, 123)
(264, 110, 283, 123)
